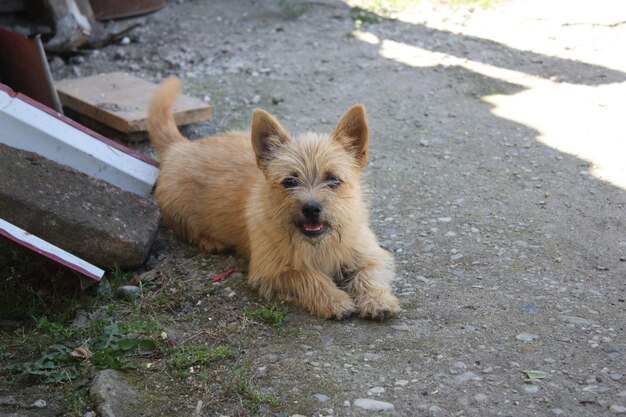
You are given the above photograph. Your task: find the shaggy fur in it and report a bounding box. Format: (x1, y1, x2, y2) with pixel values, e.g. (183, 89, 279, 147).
(148, 77, 400, 319)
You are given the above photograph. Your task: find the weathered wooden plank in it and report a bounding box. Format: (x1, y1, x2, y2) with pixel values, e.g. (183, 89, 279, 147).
(55, 72, 212, 135)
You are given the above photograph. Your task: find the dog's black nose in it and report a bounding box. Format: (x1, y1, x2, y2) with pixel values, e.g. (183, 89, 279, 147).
(302, 201, 322, 220)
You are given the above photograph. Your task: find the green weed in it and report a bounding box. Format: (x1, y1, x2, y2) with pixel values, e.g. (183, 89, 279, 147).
(169, 344, 234, 370)
(230, 364, 279, 412)
(243, 301, 289, 328)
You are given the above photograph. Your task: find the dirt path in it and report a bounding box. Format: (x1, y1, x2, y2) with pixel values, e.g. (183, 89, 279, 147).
(14, 0, 626, 416)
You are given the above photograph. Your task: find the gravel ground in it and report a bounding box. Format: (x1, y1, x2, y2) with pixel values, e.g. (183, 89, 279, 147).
(3, 0, 626, 416)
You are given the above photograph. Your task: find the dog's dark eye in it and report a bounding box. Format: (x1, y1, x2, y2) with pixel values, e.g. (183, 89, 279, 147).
(326, 174, 342, 189)
(281, 177, 299, 189)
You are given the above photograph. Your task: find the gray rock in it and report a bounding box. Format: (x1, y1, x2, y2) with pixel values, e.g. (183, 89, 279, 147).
(313, 393, 329, 402)
(610, 404, 626, 414)
(353, 398, 395, 411)
(520, 303, 538, 314)
(30, 399, 46, 408)
(363, 353, 382, 362)
(367, 386, 385, 395)
(391, 323, 410, 331)
(560, 315, 595, 325)
(115, 285, 140, 301)
(90, 369, 138, 417)
(516, 332, 539, 342)
(454, 371, 481, 384)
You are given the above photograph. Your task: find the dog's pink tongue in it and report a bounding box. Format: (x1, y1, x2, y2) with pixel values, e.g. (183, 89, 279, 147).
(303, 223, 323, 232)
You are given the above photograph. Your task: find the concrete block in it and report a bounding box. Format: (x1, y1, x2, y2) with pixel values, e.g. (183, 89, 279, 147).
(0, 143, 159, 268)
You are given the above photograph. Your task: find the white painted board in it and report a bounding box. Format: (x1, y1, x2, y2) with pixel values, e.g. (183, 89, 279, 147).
(0, 85, 159, 197)
(0, 218, 104, 282)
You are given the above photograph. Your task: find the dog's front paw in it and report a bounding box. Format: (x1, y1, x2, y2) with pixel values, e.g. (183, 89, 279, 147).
(315, 291, 357, 320)
(357, 293, 400, 320)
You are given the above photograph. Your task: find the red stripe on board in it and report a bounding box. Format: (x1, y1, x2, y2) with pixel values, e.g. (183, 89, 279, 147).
(0, 226, 103, 282)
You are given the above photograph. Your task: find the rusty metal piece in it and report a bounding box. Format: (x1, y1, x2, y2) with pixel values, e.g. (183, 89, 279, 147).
(0, 28, 62, 112)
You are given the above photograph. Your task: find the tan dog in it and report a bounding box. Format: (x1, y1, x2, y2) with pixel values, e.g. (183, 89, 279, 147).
(148, 77, 400, 320)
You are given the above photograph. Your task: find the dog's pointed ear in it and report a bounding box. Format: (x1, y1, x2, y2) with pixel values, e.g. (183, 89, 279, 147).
(332, 104, 369, 168)
(251, 109, 289, 169)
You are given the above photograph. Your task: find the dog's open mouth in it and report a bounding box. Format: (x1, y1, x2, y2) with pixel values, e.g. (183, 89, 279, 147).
(300, 222, 326, 237)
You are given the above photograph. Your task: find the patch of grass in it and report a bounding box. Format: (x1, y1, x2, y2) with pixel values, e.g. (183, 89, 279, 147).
(64, 386, 91, 416)
(169, 344, 234, 370)
(230, 365, 279, 412)
(0, 240, 84, 321)
(109, 265, 134, 288)
(243, 301, 289, 328)
(3, 311, 162, 383)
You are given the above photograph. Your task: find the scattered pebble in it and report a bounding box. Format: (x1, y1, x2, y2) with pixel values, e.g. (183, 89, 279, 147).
(367, 386, 385, 395)
(610, 404, 626, 414)
(313, 394, 329, 402)
(516, 333, 539, 342)
(391, 323, 410, 332)
(524, 385, 540, 394)
(454, 371, 481, 385)
(363, 353, 382, 362)
(474, 393, 488, 402)
(30, 399, 46, 408)
(115, 285, 140, 301)
(520, 303, 538, 314)
(353, 398, 395, 411)
(395, 380, 409, 386)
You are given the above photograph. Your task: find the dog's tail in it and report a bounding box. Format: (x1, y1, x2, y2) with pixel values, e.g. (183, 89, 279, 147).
(148, 76, 187, 157)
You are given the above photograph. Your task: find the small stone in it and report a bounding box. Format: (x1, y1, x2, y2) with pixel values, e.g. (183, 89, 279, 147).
(251, 94, 261, 104)
(368, 386, 385, 395)
(320, 336, 333, 346)
(610, 404, 626, 414)
(115, 285, 140, 301)
(83, 412, 97, 417)
(560, 315, 594, 325)
(609, 373, 623, 381)
(354, 398, 395, 411)
(395, 379, 409, 386)
(31, 399, 46, 408)
(524, 385, 540, 394)
(445, 231, 457, 237)
(313, 394, 329, 402)
(474, 393, 488, 402)
(363, 353, 382, 361)
(437, 217, 452, 223)
(520, 303, 538, 314)
(120, 36, 131, 45)
(391, 323, 410, 332)
(343, 400, 351, 407)
(551, 408, 565, 416)
(454, 371, 480, 384)
(516, 332, 539, 342)
(230, 272, 244, 280)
